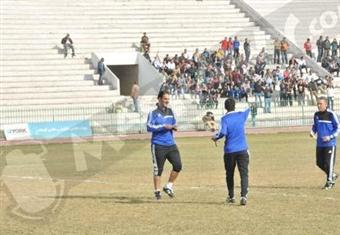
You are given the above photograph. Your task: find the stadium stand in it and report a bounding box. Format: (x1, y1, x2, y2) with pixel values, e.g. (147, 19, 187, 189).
(0, 0, 339, 134)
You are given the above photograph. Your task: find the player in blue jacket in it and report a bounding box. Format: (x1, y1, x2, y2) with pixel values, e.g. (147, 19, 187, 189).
(310, 97, 339, 189)
(212, 98, 250, 206)
(147, 91, 182, 200)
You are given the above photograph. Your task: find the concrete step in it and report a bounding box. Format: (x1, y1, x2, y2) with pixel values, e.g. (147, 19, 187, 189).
(1, 89, 119, 101)
(0, 58, 89, 66)
(1, 86, 111, 94)
(1, 80, 95, 88)
(1, 37, 269, 50)
(0, 74, 95, 82)
(1, 30, 268, 41)
(1, 64, 91, 71)
(0, 96, 123, 106)
(2, 69, 95, 77)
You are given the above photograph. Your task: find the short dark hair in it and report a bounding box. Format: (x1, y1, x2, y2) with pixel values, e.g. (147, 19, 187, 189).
(157, 90, 170, 99)
(224, 98, 235, 112)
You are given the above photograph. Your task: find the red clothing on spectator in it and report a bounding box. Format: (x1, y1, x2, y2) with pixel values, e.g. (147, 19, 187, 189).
(220, 39, 228, 50)
(304, 42, 312, 52)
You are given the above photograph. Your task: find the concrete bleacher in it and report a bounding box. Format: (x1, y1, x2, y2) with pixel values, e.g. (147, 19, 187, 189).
(1, 0, 339, 135)
(0, 0, 274, 132)
(243, 0, 340, 49)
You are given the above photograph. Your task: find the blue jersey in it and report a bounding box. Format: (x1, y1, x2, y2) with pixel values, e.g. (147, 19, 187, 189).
(147, 106, 176, 146)
(214, 108, 250, 153)
(311, 109, 339, 147)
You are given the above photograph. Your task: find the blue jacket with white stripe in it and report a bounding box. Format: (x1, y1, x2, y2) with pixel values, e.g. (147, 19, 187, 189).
(312, 109, 339, 147)
(147, 106, 176, 146)
(214, 108, 250, 154)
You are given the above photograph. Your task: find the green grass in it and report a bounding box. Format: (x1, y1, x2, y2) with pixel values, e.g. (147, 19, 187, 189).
(1, 133, 340, 235)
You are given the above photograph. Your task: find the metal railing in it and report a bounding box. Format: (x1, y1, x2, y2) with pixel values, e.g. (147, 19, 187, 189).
(1, 96, 338, 137)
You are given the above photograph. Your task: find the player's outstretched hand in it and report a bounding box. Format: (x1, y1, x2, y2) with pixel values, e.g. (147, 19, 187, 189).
(172, 125, 178, 131)
(164, 125, 174, 130)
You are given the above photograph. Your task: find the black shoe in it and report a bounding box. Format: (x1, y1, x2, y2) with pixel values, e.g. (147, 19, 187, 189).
(226, 196, 235, 203)
(163, 187, 174, 198)
(154, 191, 161, 200)
(323, 181, 334, 190)
(240, 197, 247, 206)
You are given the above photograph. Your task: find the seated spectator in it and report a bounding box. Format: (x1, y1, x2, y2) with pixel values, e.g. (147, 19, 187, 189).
(140, 32, 150, 52)
(61, 33, 75, 58)
(202, 112, 217, 131)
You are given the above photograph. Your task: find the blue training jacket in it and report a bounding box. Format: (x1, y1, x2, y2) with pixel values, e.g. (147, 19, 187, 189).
(214, 108, 250, 153)
(147, 105, 176, 146)
(311, 109, 339, 147)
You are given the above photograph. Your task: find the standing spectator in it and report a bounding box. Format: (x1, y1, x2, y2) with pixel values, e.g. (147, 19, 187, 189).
(323, 36, 331, 58)
(131, 82, 140, 112)
(243, 38, 251, 63)
(263, 85, 273, 113)
(327, 85, 335, 110)
(212, 98, 251, 205)
(280, 37, 289, 64)
(233, 36, 240, 58)
(227, 37, 233, 55)
(273, 38, 281, 64)
(140, 32, 150, 52)
(220, 37, 229, 56)
(97, 58, 105, 85)
(254, 79, 263, 107)
(250, 103, 257, 127)
(304, 38, 313, 58)
(297, 79, 306, 106)
(316, 36, 324, 62)
(331, 38, 339, 57)
(308, 78, 318, 105)
(61, 33, 75, 58)
(310, 97, 339, 190)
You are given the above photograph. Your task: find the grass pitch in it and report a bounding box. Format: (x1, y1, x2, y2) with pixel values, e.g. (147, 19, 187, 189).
(0, 132, 340, 235)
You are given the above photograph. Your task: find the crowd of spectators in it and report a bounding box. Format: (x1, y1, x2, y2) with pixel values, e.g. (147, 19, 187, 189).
(143, 34, 337, 112)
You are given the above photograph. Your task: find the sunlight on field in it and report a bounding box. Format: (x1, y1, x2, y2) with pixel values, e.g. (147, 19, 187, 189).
(1, 133, 339, 235)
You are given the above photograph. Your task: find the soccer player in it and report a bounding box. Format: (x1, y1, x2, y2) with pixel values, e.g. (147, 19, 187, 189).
(147, 91, 182, 200)
(310, 97, 339, 190)
(212, 98, 250, 206)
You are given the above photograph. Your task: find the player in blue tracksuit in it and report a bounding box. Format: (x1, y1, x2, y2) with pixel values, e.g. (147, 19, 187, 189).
(147, 91, 182, 200)
(310, 97, 339, 189)
(212, 98, 250, 206)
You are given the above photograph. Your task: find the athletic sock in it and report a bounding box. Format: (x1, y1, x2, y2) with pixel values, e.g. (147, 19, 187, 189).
(166, 182, 173, 189)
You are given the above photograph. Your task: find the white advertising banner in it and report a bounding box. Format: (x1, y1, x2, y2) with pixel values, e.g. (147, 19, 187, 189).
(4, 124, 31, 141)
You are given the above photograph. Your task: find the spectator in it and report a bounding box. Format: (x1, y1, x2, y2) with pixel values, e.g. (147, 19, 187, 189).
(97, 58, 105, 85)
(280, 37, 289, 64)
(263, 85, 273, 113)
(296, 56, 308, 77)
(61, 33, 75, 58)
(304, 38, 312, 58)
(308, 78, 318, 105)
(273, 38, 281, 64)
(250, 103, 257, 127)
(140, 32, 150, 52)
(326, 85, 335, 110)
(227, 37, 233, 55)
(243, 38, 251, 63)
(220, 37, 229, 56)
(331, 38, 339, 57)
(233, 36, 240, 58)
(316, 35, 324, 62)
(254, 78, 264, 107)
(130, 82, 140, 112)
(296, 79, 306, 106)
(202, 112, 217, 131)
(323, 36, 331, 58)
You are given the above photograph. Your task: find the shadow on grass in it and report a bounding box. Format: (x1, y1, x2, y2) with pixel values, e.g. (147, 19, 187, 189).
(47, 195, 226, 205)
(250, 185, 320, 190)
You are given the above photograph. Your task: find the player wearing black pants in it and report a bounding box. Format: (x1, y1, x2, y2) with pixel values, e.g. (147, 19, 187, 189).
(224, 151, 249, 200)
(212, 98, 250, 205)
(311, 97, 339, 189)
(147, 91, 182, 200)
